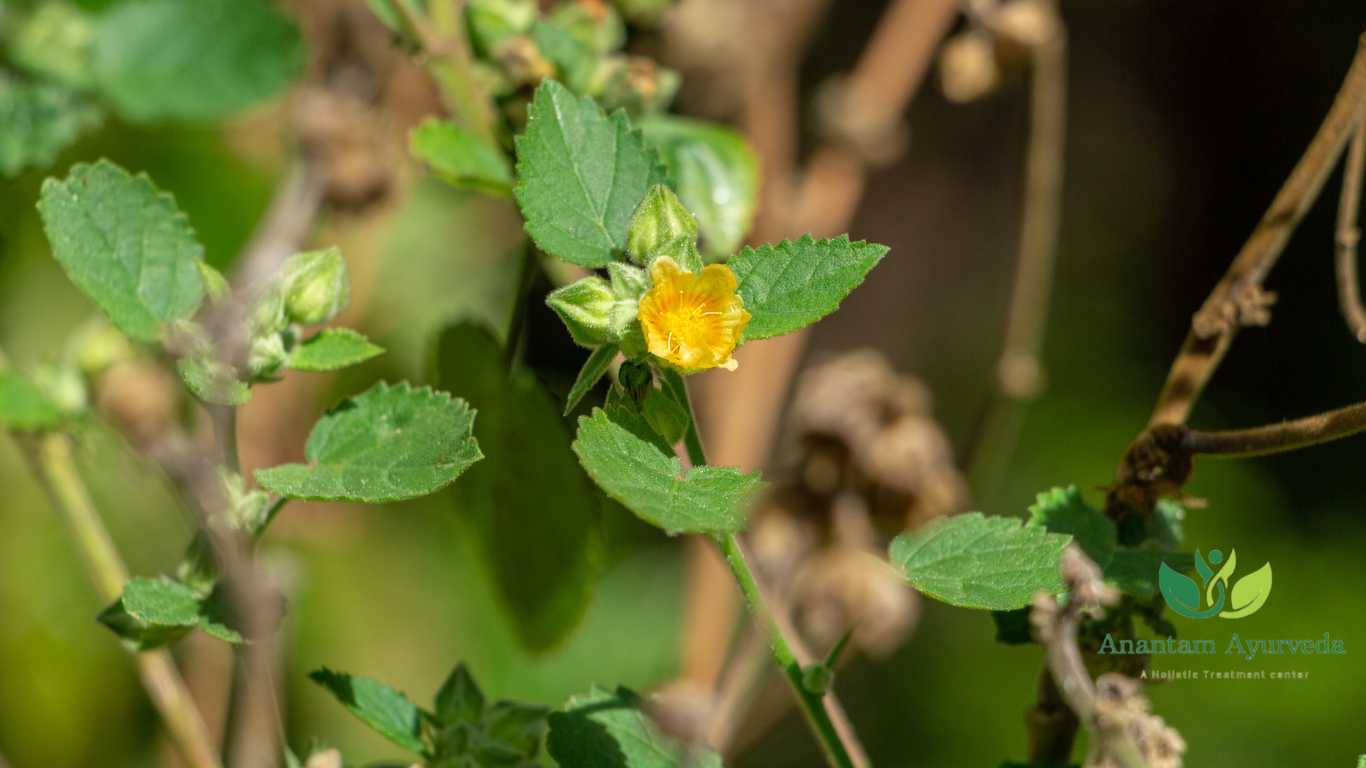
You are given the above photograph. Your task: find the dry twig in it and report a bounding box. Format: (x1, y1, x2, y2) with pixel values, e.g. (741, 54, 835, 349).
(1149, 35, 1366, 428)
(1336, 120, 1366, 341)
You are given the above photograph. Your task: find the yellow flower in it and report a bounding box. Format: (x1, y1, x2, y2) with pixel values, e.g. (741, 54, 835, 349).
(637, 256, 750, 373)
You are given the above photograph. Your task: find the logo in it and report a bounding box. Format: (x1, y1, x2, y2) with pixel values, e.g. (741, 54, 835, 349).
(1159, 548, 1272, 620)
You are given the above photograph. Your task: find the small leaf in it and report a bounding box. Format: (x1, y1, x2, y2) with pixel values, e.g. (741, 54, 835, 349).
(38, 160, 206, 342)
(0, 370, 64, 432)
(435, 663, 486, 726)
(572, 408, 762, 535)
(1026, 486, 1116, 568)
(514, 79, 668, 267)
(728, 235, 888, 340)
(411, 118, 514, 194)
(547, 686, 722, 768)
(255, 382, 482, 503)
(0, 76, 101, 178)
(1104, 549, 1194, 600)
(287, 328, 385, 372)
(100, 577, 243, 649)
(889, 512, 1070, 611)
(640, 115, 758, 259)
(565, 344, 618, 416)
(92, 0, 305, 121)
(309, 668, 425, 753)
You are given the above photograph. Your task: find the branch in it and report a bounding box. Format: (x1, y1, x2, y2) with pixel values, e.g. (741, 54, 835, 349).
(25, 433, 221, 768)
(396, 0, 498, 145)
(1150, 34, 1366, 427)
(965, 0, 1067, 501)
(1185, 398, 1366, 458)
(676, 384, 865, 768)
(1336, 120, 1366, 341)
(1029, 548, 1148, 768)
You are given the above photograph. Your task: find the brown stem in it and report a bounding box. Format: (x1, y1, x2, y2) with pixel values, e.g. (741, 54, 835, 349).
(1336, 120, 1366, 341)
(966, 3, 1067, 501)
(1150, 34, 1366, 427)
(1185, 398, 1366, 458)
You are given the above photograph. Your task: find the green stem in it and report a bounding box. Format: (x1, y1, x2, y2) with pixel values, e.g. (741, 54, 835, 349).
(673, 377, 860, 768)
(28, 433, 221, 768)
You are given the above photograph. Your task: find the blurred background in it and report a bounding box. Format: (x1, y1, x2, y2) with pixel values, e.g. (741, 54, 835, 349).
(3, 0, 1366, 766)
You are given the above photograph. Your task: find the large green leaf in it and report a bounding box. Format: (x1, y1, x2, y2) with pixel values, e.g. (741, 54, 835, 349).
(37, 160, 206, 342)
(572, 408, 762, 535)
(308, 668, 425, 753)
(0, 370, 64, 432)
(286, 328, 385, 372)
(514, 79, 668, 267)
(0, 77, 100, 178)
(410, 118, 514, 195)
(547, 686, 722, 768)
(889, 512, 1070, 611)
(255, 382, 482, 503)
(728, 235, 888, 340)
(436, 323, 603, 652)
(92, 0, 305, 121)
(639, 115, 758, 259)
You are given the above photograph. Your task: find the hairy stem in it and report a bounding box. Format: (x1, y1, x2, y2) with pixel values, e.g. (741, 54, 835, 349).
(397, 0, 498, 145)
(28, 433, 221, 768)
(675, 383, 863, 768)
(1185, 399, 1366, 458)
(1337, 120, 1366, 341)
(1150, 34, 1366, 427)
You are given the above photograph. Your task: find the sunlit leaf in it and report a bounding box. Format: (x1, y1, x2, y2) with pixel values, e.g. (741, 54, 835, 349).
(728, 235, 888, 340)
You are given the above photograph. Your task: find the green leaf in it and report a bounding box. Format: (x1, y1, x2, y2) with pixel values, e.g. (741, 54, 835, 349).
(514, 79, 668, 267)
(565, 344, 618, 416)
(573, 408, 762, 535)
(410, 118, 514, 195)
(0, 370, 64, 432)
(1026, 486, 1116, 568)
(889, 512, 1070, 611)
(728, 235, 888, 340)
(100, 577, 243, 649)
(0, 76, 101, 178)
(309, 668, 425, 753)
(547, 686, 722, 768)
(287, 328, 385, 372)
(1108, 549, 1195, 600)
(639, 115, 758, 259)
(435, 663, 486, 726)
(37, 160, 206, 343)
(255, 382, 482, 503)
(436, 323, 603, 651)
(92, 0, 305, 121)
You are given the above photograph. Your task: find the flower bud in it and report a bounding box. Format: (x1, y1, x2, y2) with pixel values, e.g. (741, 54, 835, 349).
(627, 184, 701, 270)
(281, 247, 350, 325)
(247, 332, 288, 381)
(607, 261, 650, 299)
(616, 360, 653, 399)
(546, 276, 616, 347)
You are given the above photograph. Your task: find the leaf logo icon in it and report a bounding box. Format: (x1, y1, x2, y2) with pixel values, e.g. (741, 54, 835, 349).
(1158, 548, 1271, 620)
